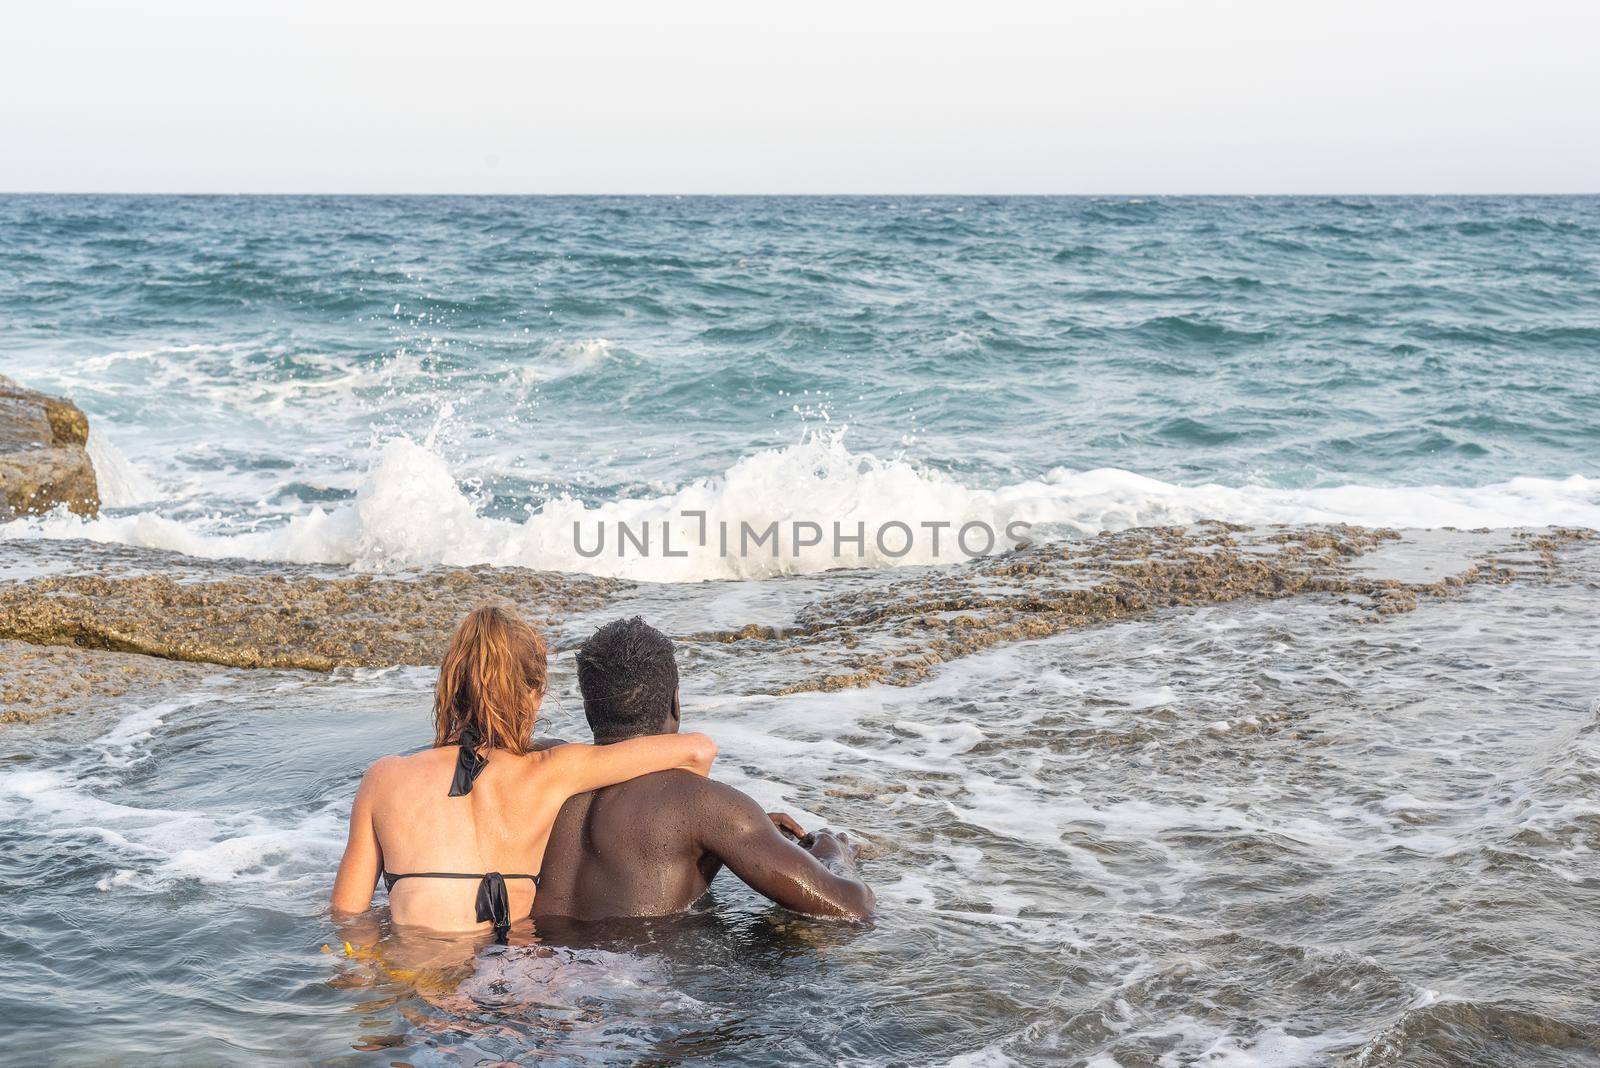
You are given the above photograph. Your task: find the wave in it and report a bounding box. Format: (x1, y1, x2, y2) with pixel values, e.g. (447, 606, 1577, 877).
(0, 693, 347, 893)
(5, 434, 1598, 582)
(85, 429, 160, 508)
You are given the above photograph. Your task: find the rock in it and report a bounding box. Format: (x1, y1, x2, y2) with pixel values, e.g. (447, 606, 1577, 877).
(0, 638, 212, 724)
(0, 539, 625, 671)
(0, 374, 100, 519)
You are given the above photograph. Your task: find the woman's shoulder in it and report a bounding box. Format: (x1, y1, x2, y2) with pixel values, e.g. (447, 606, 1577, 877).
(361, 749, 452, 786)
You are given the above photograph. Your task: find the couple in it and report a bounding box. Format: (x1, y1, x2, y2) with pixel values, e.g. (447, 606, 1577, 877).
(330, 606, 873, 940)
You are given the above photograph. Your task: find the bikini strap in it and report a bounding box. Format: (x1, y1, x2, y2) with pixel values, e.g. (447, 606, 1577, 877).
(448, 725, 488, 796)
(376, 870, 540, 944)
(383, 872, 539, 884)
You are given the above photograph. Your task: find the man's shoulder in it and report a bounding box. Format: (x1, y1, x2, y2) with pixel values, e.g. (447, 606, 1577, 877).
(595, 770, 761, 822)
(600, 767, 724, 800)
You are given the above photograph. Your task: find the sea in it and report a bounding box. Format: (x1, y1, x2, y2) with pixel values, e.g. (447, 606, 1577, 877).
(0, 195, 1597, 1066)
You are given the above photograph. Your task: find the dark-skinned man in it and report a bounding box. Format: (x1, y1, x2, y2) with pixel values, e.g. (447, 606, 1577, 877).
(532, 617, 874, 921)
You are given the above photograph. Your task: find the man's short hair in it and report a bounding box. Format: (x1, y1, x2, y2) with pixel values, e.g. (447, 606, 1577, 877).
(576, 617, 679, 742)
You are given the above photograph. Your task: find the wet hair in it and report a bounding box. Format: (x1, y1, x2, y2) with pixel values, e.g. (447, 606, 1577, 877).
(433, 604, 548, 755)
(576, 617, 679, 742)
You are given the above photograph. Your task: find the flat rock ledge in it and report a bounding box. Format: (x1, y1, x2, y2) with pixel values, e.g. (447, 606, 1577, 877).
(0, 375, 100, 519)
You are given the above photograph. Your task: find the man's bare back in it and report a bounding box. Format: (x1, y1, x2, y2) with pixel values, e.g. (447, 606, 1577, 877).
(530, 617, 873, 923)
(532, 765, 871, 921)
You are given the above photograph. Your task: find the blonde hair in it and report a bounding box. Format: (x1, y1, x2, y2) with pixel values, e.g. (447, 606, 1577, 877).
(433, 605, 548, 755)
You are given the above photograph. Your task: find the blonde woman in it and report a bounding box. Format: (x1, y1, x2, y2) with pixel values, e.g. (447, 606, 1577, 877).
(331, 605, 717, 941)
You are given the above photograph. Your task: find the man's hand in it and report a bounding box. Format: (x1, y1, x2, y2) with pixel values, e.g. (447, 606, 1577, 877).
(767, 814, 862, 867)
(767, 812, 806, 841)
(804, 829, 861, 869)
(701, 784, 875, 919)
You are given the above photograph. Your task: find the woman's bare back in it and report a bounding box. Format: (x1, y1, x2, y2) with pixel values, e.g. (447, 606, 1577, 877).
(363, 745, 567, 933)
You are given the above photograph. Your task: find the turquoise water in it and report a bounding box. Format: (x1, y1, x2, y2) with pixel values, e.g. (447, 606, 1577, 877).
(2, 196, 1598, 577)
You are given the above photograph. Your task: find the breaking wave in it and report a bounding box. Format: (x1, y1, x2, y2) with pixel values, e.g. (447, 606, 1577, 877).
(6, 434, 1598, 581)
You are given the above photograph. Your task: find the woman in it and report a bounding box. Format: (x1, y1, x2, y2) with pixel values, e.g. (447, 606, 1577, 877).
(331, 604, 717, 941)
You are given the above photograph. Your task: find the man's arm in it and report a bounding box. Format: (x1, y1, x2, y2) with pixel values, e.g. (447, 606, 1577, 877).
(695, 780, 874, 920)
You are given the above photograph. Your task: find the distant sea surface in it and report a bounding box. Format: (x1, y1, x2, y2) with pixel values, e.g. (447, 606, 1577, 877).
(2, 195, 1598, 576)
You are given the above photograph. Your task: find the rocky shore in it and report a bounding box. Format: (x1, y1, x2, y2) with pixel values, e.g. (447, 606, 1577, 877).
(1, 520, 1591, 722)
(0, 539, 623, 672)
(2, 381, 1594, 722)
(0, 375, 99, 520)
(692, 523, 1595, 694)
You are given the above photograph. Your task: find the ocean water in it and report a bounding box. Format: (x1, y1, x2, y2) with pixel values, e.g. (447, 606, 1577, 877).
(2, 196, 1599, 1066)
(3, 548, 1599, 1065)
(3, 195, 1600, 575)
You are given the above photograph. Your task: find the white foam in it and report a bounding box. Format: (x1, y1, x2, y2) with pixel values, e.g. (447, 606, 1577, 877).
(1185, 1024, 1367, 1067)
(95, 698, 186, 766)
(85, 428, 161, 508)
(943, 1015, 1363, 1067)
(158, 806, 345, 887)
(1, 768, 189, 827)
(516, 337, 615, 383)
(4, 433, 1597, 581)
(3, 698, 348, 898)
(946, 1045, 1023, 1068)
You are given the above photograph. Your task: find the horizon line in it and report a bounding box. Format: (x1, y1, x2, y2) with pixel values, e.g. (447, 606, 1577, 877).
(3, 190, 1599, 199)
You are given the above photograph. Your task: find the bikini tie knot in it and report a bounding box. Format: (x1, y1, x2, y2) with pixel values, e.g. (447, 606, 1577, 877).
(476, 871, 511, 944)
(449, 726, 487, 797)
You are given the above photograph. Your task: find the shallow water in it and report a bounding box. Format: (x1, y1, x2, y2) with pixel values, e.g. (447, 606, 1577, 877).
(3, 541, 1596, 1065)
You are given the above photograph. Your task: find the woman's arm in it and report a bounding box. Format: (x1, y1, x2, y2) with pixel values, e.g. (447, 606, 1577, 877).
(544, 731, 717, 797)
(330, 764, 385, 915)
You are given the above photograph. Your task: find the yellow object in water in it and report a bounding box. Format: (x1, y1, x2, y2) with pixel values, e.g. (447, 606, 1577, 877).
(332, 938, 461, 995)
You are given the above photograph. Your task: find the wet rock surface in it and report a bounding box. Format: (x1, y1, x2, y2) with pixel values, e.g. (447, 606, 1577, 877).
(0, 639, 215, 724)
(0, 375, 99, 520)
(683, 524, 1594, 695)
(0, 525, 1590, 709)
(0, 540, 623, 671)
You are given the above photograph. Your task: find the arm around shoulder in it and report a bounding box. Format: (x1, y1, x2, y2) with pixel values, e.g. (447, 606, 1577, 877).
(545, 731, 717, 798)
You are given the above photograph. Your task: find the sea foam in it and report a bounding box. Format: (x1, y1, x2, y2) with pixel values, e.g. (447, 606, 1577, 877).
(84, 428, 160, 508)
(5, 433, 1598, 581)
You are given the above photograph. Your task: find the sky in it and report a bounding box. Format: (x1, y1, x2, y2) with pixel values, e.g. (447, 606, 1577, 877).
(4, 0, 1598, 194)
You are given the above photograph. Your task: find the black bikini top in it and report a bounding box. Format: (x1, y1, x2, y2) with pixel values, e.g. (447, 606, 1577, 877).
(381, 727, 540, 943)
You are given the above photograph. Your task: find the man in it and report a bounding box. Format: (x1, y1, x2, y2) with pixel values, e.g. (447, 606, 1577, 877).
(531, 617, 874, 921)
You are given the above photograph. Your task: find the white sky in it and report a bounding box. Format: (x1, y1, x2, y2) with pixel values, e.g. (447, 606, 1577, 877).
(4, 0, 1598, 194)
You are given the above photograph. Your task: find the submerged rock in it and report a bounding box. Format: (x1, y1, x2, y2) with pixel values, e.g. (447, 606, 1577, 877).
(0, 639, 212, 724)
(0, 375, 100, 519)
(689, 524, 1595, 694)
(0, 526, 1589, 694)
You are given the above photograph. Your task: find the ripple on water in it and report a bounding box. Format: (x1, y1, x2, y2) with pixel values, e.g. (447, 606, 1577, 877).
(0, 539, 1597, 1062)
